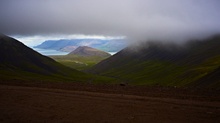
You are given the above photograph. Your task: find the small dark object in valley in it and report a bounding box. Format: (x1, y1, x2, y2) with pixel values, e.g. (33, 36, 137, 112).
(120, 83, 127, 86)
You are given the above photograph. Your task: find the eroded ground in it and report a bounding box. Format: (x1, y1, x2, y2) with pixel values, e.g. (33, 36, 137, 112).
(0, 82, 220, 123)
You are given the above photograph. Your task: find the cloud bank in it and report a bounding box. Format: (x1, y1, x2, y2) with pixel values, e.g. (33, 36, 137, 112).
(0, 0, 220, 42)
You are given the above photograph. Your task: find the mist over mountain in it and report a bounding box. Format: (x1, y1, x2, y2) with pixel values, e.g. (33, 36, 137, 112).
(88, 34, 220, 88)
(1, 0, 220, 45)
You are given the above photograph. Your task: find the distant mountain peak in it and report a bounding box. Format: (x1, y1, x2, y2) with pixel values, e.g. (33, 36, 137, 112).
(68, 46, 111, 57)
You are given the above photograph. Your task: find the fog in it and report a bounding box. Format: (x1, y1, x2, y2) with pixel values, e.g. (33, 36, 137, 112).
(0, 0, 220, 43)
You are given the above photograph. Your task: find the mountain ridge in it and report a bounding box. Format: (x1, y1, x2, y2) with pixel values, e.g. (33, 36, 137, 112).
(34, 39, 127, 52)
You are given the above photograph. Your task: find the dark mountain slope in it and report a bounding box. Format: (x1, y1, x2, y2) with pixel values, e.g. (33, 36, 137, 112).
(0, 34, 78, 74)
(88, 35, 220, 88)
(192, 67, 220, 87)
(0, 34, 97, 82)
(87, 42, 187, 74)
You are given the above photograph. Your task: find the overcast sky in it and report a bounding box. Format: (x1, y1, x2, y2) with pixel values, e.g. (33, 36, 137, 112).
(0, 0, 220, 45)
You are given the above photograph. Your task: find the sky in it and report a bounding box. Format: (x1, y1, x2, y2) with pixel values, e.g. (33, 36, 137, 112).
(0, 0, 220, 46)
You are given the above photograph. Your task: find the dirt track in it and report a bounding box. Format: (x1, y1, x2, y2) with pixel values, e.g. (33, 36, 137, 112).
(0, 84, 220, 123)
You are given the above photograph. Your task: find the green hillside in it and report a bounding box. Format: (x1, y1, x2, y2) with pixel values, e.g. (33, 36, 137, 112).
(88, 35, 220, 88)
(0, 34, 116, 83)
(50, 55, 110, 71)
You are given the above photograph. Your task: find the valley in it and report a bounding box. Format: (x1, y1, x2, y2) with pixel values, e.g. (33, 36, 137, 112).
(50, 46, 111, 70)
(0, 34, 220, 123)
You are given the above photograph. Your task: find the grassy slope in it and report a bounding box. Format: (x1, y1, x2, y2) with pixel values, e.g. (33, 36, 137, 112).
(88, 35, 220, 88)
(0, 69, 119, 84)
(50, 55, 110, 71)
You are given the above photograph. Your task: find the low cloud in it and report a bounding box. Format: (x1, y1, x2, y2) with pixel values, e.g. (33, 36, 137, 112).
(1, 0, 220, 43)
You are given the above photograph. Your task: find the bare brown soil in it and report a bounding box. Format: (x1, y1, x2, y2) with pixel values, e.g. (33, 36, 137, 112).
(0, 82, 220, 123)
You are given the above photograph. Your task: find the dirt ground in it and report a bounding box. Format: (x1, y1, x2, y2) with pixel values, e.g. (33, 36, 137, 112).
(0, 82, 220, 123)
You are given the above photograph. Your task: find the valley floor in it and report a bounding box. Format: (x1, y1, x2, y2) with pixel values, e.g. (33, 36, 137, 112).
(0, 83, 220, 123)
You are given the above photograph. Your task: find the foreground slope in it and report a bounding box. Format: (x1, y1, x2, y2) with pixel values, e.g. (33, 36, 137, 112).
(88, 35, 220, 88)
(0, 34, 112, 83)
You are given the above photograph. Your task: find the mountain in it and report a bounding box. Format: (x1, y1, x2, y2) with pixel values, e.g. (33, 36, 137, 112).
(88, 35, 220, 88)
(68, 46, 111, 57)
(34, 39, 127, 52)
(0, 34, 113, 83)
